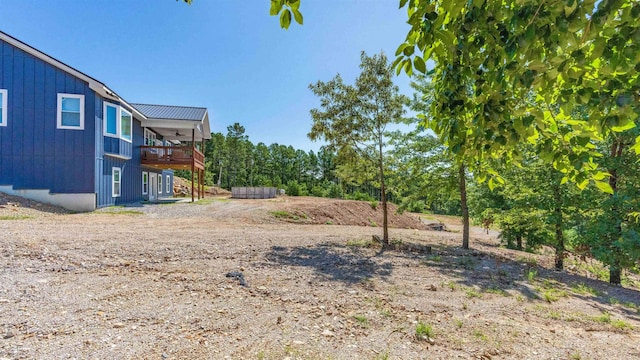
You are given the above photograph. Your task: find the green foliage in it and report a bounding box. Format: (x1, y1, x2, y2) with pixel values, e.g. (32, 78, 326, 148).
(415, 322, 434, 340)
(286, 180, 301, 196)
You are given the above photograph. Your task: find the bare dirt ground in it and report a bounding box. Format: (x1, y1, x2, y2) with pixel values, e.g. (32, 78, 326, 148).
(1, 193, 639, 359)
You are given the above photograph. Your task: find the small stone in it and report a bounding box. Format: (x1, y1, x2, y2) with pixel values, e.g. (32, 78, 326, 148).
(293, 340, 305, 345)
(3, 331, 14, 339)
(113, 323, 125, 329)
(321, 329, 335, 337)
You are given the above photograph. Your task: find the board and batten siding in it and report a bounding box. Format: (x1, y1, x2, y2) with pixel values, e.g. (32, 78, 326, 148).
(0, 38, 95, 194)
(95, 109, 147, 208)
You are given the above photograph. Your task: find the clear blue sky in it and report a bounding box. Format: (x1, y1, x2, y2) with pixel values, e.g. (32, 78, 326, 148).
(0, 0, 414, 151)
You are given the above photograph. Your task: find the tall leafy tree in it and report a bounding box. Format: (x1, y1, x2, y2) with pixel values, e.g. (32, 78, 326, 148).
(308, 51, 408, 244)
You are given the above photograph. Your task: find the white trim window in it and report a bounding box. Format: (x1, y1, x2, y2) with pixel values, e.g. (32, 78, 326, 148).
(103, 102, 119, 137)
(144, 128, 156, 146)
(158, 174, 163, 195)
(0, 89, 7, 127)
(166, 175, 171, 194)
(142, 172, 149, 195)
(112, 167, 122, 198)
(57, 93, 85, 130)
(120, 108, 132, 142)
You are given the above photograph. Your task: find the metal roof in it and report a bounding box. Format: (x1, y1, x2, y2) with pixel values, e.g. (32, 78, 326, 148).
(130, 103, 207, 122)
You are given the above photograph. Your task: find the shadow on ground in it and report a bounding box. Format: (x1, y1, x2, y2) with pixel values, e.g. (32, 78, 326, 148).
(264, 243, 393, 285)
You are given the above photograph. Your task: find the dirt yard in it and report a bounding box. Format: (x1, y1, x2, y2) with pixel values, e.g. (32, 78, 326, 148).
(1, 193, 639, 359)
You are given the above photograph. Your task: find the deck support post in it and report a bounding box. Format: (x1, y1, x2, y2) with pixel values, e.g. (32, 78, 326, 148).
(191, 129, 195, 203)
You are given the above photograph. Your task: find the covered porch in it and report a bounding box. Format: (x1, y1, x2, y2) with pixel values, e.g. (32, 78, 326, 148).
(132, 103, 211, 202)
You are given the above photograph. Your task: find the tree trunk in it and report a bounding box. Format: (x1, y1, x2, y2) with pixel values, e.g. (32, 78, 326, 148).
(379, 136, 389, 245)
(217, 164, 223, 187)
(516, 235, 522, 251)
(608, 139, 623, 285)
(459, 164, 469, 249)
(553, 181, 565, 271)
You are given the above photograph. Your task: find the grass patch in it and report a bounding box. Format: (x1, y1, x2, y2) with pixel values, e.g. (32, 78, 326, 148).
(102, 210, 144, 215)
(269, 210, 307, 221)
(346, 239, 375, 248)
(541, 288, 568, 303)
(466, 289, 483, 299)
(517, 256, 538, 267)
(454, 319, 463, 329)
(425, 254, 442, 262)
(592, 311, 611, 323)
(485, 286, 509, 297)
(472, 330, 488, 341)
(526, 269, 538, 282)
(0, 215, 33, 220)
(353, 314, 369, 327)
(456, 256, 476, 270)
(571, 282, 601, 296)
(415, 322, 434, 341)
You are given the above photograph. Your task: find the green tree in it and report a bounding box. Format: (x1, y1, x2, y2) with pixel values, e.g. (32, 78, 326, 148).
(308, 51, 408, 244)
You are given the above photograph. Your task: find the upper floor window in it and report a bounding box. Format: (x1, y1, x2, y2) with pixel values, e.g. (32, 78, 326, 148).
(57, 93, 85, 130)
(0, 89, 7, 127)
(120, 108, 132, 142)
(144, 128, 156, 146)
(104, 102, 119, 137)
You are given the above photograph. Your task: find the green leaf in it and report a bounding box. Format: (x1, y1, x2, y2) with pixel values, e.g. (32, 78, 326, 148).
(399, 0, 409, 8)
(280, 9, 292, 29)
(594, 180, 614, 194)
(292, 8, 303, 25)
(270, 0, 282, 16)
(414, 56, 427, 74)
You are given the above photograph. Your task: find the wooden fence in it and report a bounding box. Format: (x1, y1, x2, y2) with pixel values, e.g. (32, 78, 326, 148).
(231, 187, 277, 199)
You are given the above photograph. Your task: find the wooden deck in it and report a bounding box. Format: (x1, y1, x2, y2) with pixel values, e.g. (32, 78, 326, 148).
(140, 146, 205, 170)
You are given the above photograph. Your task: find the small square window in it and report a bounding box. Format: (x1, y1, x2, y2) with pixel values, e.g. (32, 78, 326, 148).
(57, 93, 85, 130)
(0, 89, 7, 127)
(112, 167, 121, 198)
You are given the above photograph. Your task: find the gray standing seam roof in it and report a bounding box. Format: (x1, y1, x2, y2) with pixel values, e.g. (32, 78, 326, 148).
(131, 103, 207, 121)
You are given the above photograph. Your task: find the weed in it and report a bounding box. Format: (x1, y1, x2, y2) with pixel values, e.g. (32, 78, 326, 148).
(462, 302, 468, 310)
(526, 269, 538, 282)
(593, 311, 611, 323)
(346, 239, 375, 248)
(270, 210, 292, 218)
(472, 330, 488, 341)
(456, 256, 476, 270)
(446, 281, 457, 291)
(380, 308, 391, 317)
(353, 314, 369, 327)
(325, 220, 333, 225)
(517, 256, 538, 267)
(571, 282, 601, 296)
(611, 319, 634, 330)
(374, 349, 390, 360)
(0, 215, 32, 220)
(515, 295, 525, 302)
(485, 287, 509, 297)
(542, 288, 568, 303)
(426, 255, 442, 262)
(369, 201, 379, 210)
(370, 220, 378, 227)
(570, 352, 582, 360)
(256, 350, 266, 360)
(609, 297, 620, 305)
(623, 302, 639, 312)
(548, 311, 562, 320)
(454, 319, 463, 329)
(415, 322, 434, 340)
(466, 289, 483, 299)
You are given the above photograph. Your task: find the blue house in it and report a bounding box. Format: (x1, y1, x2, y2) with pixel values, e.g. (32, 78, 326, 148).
(0, 31, 210, 211)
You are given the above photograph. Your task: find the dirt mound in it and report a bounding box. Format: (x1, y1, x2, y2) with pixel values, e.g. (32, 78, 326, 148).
(269, 196, 429, 230)
(172, 176, 231, 197)
(0, 191, 69, 217)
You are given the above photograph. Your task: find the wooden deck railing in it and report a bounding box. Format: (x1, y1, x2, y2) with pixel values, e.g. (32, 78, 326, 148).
(140, 146, 205, 170)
